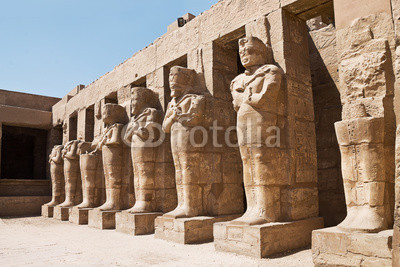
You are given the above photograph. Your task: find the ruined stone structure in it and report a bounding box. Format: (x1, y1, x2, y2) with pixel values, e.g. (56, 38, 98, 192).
(88, 103, 130, 229)
(115, 87, 177, 235)
(2, 0, 400, 265)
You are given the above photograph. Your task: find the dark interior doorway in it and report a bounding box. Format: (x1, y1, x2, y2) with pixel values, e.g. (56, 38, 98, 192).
(1, 125, 48, 180)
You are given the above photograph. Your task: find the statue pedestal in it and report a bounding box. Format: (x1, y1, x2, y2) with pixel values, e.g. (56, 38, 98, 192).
(154, 214, 240, 244)
(69, 207, 91, 225)
(312, 227, 393, 266)
(53, 206, 71, 221)
(214, 217, 323, 258)
(116, 211, 162, 235)
(88, 209, 119, 229)
(41, 205, 54, 218)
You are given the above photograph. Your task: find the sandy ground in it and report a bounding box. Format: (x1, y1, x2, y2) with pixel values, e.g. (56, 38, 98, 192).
(0, 217, 313, 266)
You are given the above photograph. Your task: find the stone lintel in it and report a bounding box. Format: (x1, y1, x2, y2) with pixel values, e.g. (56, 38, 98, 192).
(214, 217, 324, 258)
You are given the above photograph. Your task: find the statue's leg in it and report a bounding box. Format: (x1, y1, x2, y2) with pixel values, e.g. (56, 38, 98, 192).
(128, 160, 156, 213)
(73, 161, 82, 205)
(77, 155, 97, 209)
(46, 164, 59, 206)
(98, 146, 123, 211)
(164, 151, 195, 218)
(348, 143, 388, 232)
(181, 152, 203, 217)
(232, 145, 281, 225)
(336, 118, 389, 232)
(231, 144, 257, 224)
(51, 171, 64, 206)
(336, 123, 359, 231)
(95, 156, 105, 207)
(59, 159, 77, 207)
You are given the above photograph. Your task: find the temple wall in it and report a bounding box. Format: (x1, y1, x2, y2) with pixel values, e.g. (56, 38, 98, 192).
(44, 0, 400, 264)
(309, 23, 346, 227)
(392, 0, 400, 264)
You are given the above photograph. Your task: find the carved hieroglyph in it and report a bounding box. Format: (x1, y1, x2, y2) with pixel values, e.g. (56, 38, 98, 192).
(95, 103, 129, 211)
(162, 66, 210, 218)
(335, 20, 395, 232)
(58, 140, 82, 207)
(230, 36, 284, 225)
(76, 142, 104, 209)
(124, 87, 163, 213)
(45, 145, 65, 207)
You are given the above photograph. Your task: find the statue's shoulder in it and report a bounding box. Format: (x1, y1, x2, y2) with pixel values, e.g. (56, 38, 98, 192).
(144, 107, 162, 121)
(258, 64, 284, 76)
(181, 93, 205, 103)
(143, 107, 158, 114)
(232, 73, 246, 84)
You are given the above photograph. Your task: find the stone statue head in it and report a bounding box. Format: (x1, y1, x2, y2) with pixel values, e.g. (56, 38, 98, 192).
(169, 66, 196, 98)
(131, 87, 158, 116)
(102, 103, 127, 126)
(53, 145, 64, 153)
(49, 145, 64, 163)
(238, 36, 273, 68)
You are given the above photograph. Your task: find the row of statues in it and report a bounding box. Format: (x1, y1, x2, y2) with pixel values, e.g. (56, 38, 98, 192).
(45, 37, 285, 226)
(45, 36, 392, 233)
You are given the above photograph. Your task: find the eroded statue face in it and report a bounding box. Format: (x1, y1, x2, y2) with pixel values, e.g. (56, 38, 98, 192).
(131, 91, 144, 116)
(239, 37, 266, 69)
(169, 69, 187, 98)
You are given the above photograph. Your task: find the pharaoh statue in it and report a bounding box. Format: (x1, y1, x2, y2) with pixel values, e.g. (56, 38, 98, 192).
(230, 36, 284, 225)
(95, 103, 129, 211)
(333, 23, 394, 233)
(124, 87, 162, 213)
(44, 145, 65, 207)
(75, 142, 104, 209)
(162, 66, 208, 218)
(58, 140, 83, 207)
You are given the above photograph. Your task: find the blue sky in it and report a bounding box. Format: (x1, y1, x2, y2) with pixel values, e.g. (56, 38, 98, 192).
(0, 0, 218, 98)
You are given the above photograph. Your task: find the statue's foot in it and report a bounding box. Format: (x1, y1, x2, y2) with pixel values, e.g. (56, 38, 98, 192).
(337, 207, 359, 232)
(45, 200, 59, 207)
(229, 211, 269, 226)
(76, 201, 91, 209)
(164, 206, 189, 218)
(97, 202, 120, 211)
(338, 207, 387, 233)
(127, 201, 153, 214)
(58, 201, 74, 208)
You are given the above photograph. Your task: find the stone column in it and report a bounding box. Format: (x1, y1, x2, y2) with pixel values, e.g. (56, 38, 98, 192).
(312, 0, 396, 265)
(214, 9, 322, 258)
(391, 0, 400, 265)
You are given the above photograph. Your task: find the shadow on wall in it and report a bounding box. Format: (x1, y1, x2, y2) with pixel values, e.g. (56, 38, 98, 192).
(308, 20, 346, 227)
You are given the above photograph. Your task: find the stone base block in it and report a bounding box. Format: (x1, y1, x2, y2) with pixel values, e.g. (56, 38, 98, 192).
(69, 207, 91, 225)
(116, 211, 162, 235)
(155, 214, 240, 244)
(214, 217, 324, 258)
(53, 206, 71, 221)
(312, 227, 393, 266)
(88, 209, 119, 229)
(41, 205, 54, 218)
